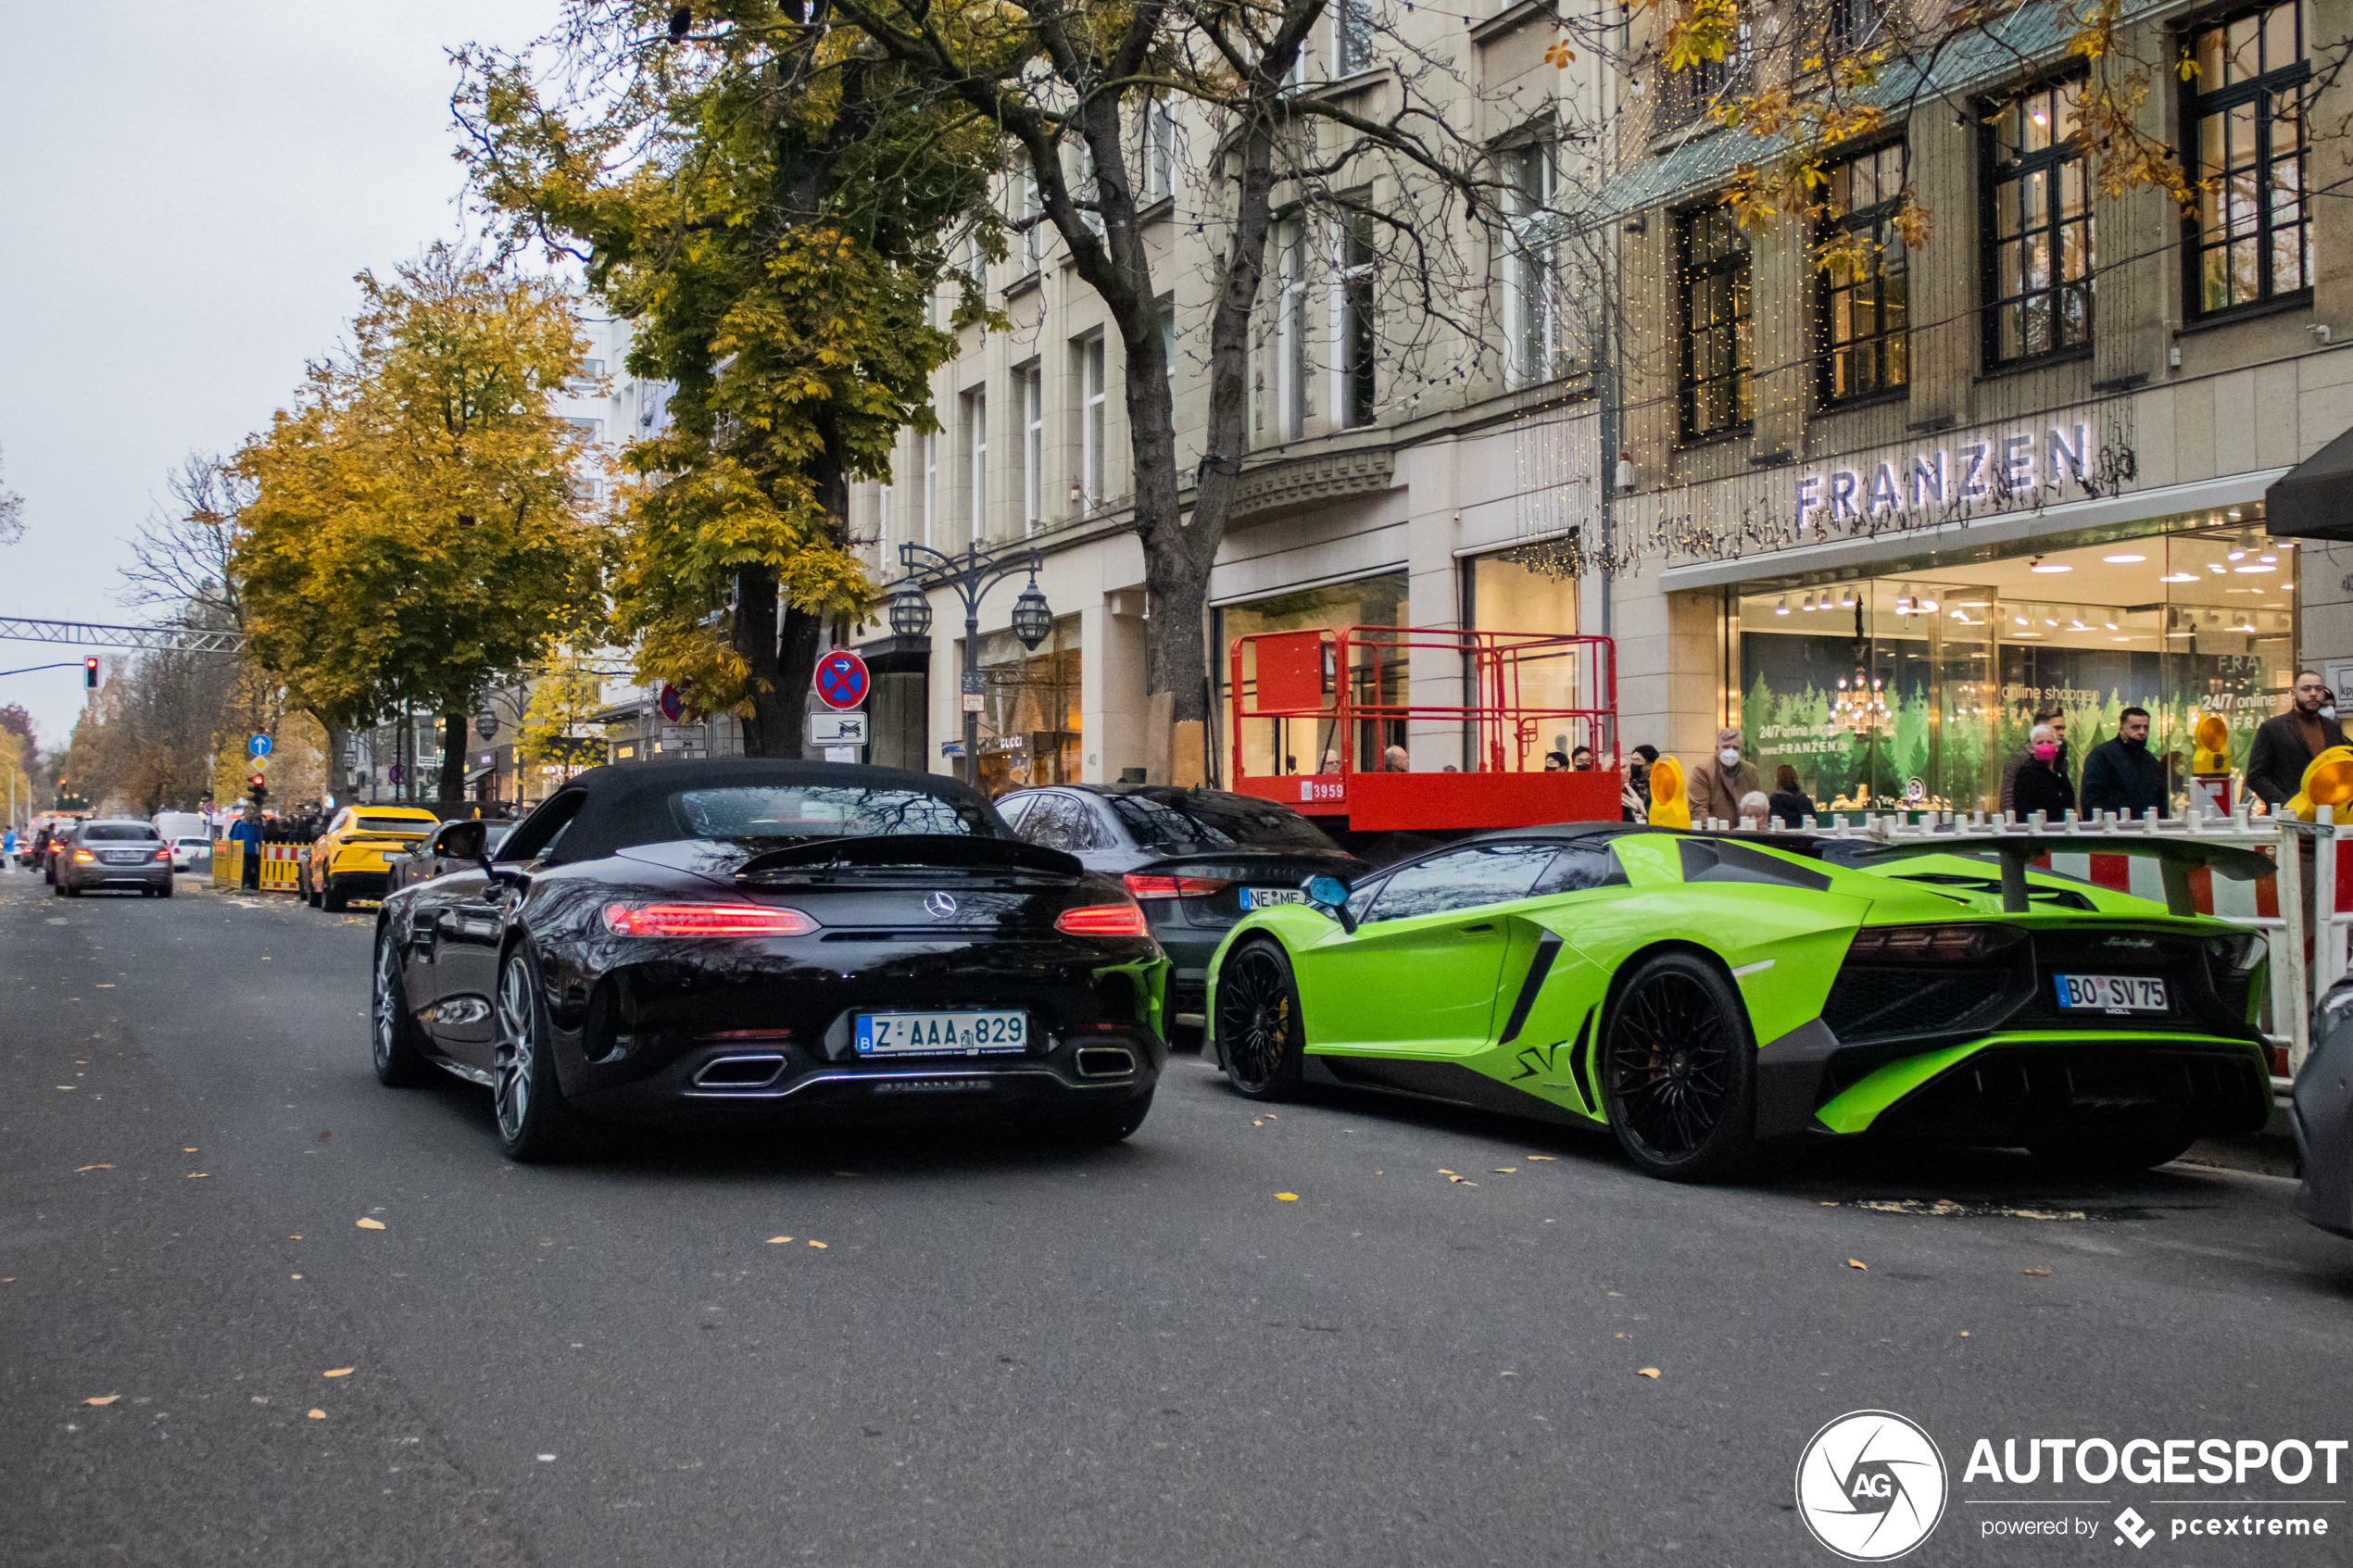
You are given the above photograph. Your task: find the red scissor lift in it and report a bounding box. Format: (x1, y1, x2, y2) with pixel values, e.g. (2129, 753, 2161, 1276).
(1227, 625, 1621, 833)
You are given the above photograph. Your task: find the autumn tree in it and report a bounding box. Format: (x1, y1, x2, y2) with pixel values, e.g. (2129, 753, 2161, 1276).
(456, 0, 996, 757)
(235, 246, 608, 802)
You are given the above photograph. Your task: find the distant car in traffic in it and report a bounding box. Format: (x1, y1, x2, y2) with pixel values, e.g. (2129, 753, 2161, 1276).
(385, 818, 511, 896)
(995, 784, 1365, 1032)
(371, 759, 1168, 1160)
(168, 834, 211, 872)
(2294, 975, 2353, 1239)
(55, 820, 173, 897)
(301, 805, 439, 909)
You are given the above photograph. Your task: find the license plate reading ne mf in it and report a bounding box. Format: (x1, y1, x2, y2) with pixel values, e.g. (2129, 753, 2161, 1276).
(854, 1010, 1027, 1056)
(1240, 887, 1308, 909)
(2055, 974, 2169, 1013)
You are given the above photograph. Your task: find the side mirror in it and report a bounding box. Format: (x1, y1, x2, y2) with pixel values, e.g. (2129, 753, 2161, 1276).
(1303, 873, 1356, 933)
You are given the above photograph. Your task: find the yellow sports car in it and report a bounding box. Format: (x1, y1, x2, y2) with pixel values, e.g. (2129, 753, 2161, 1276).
(301, 805, 440, 910)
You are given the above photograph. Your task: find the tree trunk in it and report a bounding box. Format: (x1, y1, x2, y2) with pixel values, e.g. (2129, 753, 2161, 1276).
(319, 715, 349, 800)
(733, 565, 796, 757)
(438, 712, 467, 803)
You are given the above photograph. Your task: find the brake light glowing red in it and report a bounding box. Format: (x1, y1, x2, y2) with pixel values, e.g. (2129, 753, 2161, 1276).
(1055, 903, 1149, 936)
(155, 847, 170, 862)
(603, 902, 820, 936)
(1123, 873, 1233, 899)
(72, 849, 94, 862)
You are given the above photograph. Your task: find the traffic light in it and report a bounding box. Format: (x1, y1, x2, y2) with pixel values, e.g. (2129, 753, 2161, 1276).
(82, 656, 98, 689)
(247, 772, 269, 808)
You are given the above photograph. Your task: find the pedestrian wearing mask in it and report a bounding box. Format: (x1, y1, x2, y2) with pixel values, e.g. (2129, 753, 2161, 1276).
(1690, 727, 1762, 828)
(2000, 705, 2069, 815)
(1622, 744, 1657, 822)
(2078, 706, 2167, 820)
(2012, 723, 2078, 821)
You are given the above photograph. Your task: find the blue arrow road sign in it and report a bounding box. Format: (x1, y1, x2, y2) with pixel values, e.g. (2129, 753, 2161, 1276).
(247, 734, 272, 758)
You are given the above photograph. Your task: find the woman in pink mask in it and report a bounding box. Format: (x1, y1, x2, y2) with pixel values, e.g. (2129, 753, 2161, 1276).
(2010, 722, 2078, 822)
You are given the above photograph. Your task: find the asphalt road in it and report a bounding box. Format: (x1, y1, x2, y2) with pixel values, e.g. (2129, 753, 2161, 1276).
(6, 872, 2353, 1568)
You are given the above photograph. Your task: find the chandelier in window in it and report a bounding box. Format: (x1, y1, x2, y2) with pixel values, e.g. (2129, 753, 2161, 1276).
(1832, 674, 1891, 735)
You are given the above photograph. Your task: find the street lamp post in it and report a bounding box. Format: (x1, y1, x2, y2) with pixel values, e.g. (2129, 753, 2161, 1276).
(887, 540, 1055, 789)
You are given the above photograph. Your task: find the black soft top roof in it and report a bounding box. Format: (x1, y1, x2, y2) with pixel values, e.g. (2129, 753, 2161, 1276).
(513, 758, 1008, 863)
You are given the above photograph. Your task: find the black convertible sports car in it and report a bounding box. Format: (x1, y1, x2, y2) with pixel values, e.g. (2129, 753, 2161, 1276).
(371, 759, 1169, 1160)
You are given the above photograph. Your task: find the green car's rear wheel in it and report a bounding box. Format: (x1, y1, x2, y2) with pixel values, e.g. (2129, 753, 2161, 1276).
(1216, 939, 1304, 1100)
(1601, 951, 1756, 1183)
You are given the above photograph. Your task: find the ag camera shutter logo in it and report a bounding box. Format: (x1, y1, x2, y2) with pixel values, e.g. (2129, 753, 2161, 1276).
(1796, 1410, 1949, 1561)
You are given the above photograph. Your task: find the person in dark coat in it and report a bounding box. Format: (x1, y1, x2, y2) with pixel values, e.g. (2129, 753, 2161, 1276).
(1622, 744, 1657, 822)
(2012, 723, 2078, 821)
(2246, 670, 2347, 810)
(1999, 703, 2069, 815)
(1768, 763, 1817, 828)
(2077, 706, 2168, 820)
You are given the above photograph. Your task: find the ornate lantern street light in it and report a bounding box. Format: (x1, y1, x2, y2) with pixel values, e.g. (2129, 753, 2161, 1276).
(889, 540, 1049, 787)
(887, 573, 934, 640)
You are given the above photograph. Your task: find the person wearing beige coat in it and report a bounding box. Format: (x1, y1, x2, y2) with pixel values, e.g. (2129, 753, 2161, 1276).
(1689, 726, 1764, 828)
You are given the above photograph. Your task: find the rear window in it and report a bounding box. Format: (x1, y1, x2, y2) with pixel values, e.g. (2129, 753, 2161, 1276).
(1108, 793, 1338, 854)
(175, 837, 208, 847)
(82, 824, 159, 842)
(357, 816, 433, 834)
(671, 785, 991, 842)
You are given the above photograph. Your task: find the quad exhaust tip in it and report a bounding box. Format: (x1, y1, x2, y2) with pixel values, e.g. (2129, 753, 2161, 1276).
(1074, 1046, 1137, 1079)
(693, 1054, 788, 1089)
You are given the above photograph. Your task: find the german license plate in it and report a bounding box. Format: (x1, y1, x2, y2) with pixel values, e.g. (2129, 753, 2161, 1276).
(2055, 974, 2169, 1013)
(854, 1010, 1027, 1056)
(1239, 887, 1308, 909)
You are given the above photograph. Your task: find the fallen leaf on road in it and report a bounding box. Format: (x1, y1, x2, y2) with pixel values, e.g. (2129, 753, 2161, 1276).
(1437, 1168, 1455, 1175)
(84, 1396, 120, 1407)
(1616, 1333, 1628, 1338)
(808, 1240, 828, 1248)
(1959, 1331, 1970, 1337)
(2022, 1268, 2051, 1277)
(1252, 1120, 1265, 1126)
(1606, 1291, 1623, 1298)
(1819, 1200, 1838, 1207)
(1500, 1371, 1517, 1376)
(54, 1085, 74, 1091)
(322, 1368, 352, 1378)
(1526, 1155, 1556, 1160)
(1276, 1193, 1299, 1201)
(184, 1148, 197, 1153)
(95, 984, 113, 988)
(1635, 1368, 1661, 1379)
(1492, 1168, 1516, 1173)
(307, 1409, 325, 1420)
(291, 1274, 302, 1280)
(72, 1164, 112, 1173)
(1846, 1259, 1867, 1271)
(318, 1131, 330, 1141)
(356, 1218, 385, 1231)
(289, 1236, 301, 1240)
(765, 1236, 794, 1244)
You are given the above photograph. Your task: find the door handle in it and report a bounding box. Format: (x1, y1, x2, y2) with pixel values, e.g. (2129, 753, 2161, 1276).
(1459, 922, 1494, 933)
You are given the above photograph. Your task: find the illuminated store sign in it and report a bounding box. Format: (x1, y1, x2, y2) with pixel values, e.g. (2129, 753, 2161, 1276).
(1795, 422, 2094, 529)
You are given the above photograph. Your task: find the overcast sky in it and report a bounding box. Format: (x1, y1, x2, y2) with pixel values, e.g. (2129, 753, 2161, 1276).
(0, 1, 565, 748)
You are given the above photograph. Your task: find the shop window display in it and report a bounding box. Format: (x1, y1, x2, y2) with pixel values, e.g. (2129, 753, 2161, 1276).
(970, 614, 1082, 796)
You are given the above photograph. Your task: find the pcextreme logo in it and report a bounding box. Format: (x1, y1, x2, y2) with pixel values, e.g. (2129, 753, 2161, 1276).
(1796, 1410, 1951, 1562)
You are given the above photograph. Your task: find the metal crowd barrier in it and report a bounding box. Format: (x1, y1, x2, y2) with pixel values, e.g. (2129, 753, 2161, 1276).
(1700, 802, 2337, 1095)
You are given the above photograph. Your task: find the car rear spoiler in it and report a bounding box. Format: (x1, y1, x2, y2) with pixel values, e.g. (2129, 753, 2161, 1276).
(735, 834, 1083, 880)
(1819, 835, 2276, 916)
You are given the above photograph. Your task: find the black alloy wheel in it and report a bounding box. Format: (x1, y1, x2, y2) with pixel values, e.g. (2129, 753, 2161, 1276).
(1600, 951, 1757, 1183)
(1215, 940, 1305, 1100)
(491, 946, 584, 1162)
(371, 928, 435, 1086)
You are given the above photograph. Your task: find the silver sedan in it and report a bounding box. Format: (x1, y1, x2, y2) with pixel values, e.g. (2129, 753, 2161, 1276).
(56, 821, 175, 897)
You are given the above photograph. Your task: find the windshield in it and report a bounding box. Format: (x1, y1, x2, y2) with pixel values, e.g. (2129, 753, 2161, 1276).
(670, 785, 993, 843)
(82, 824, 159, 842)
(1108, 792, 1339, 854)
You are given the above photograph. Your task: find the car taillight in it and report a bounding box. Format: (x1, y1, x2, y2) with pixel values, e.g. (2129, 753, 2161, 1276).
(1056, 903, 1149, 936)
(1123, 873, 1233, 899)
(155, 847, 170, 861)
(603, 902, 820, 936)
(72, 849, 94, 862)
(1845, 924, 2011, 962)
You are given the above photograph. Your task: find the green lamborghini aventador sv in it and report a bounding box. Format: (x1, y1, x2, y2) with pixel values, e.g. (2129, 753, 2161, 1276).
(1204, 824, 2276, 1182)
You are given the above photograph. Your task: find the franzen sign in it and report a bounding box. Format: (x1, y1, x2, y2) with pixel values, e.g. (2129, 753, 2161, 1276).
(1794, 421, 2094, 531)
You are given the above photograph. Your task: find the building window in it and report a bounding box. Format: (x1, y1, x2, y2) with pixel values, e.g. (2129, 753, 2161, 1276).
(962, 387, 987, 540)
(1678, 204, 1752, 439)
(1337, 0, 1375, 75)
(1077, 333, 1106, 508)
(1982, 77, 2093, 367)
(2185, 3, 2310, 317)
(1825, 0, 1881, 55)
(1017, 167, 1043, 270)
(1017, 364, 1042, 533)
(1819, 141, 1909, 404)
(921, 431, 938, 546)
(1143, 101, 1177, 204)
(1504, 139, 1559, 387)
(1338, 206, 1377, 428)
(1277, 220, 1309, 440)
(565, 417, 604, 439)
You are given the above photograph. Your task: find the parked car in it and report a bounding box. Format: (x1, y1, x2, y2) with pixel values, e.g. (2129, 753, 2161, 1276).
(36, 817, 86, 884)
(996, 784, 1365, 1029)
(1208, 823, 2278, 1183)
(371, 759, 1166, 1160)
(386, 819, 511, 895)
(55, 819, 174, 897)
(2293, 976, 2353, 1239)
(300, 805, 440, 909)
(168, 834, 212, 872)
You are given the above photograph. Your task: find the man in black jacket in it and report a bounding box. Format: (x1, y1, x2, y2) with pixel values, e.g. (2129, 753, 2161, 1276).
(2246, 671, 2347, 810)
(2078, 706, 2167, 819)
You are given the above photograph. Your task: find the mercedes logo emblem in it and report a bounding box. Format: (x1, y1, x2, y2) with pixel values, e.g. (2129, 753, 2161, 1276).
(925, 891, 959, 920)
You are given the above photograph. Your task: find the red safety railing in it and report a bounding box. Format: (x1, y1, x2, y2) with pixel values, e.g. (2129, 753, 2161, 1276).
(1227, 625, 1620, 832)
